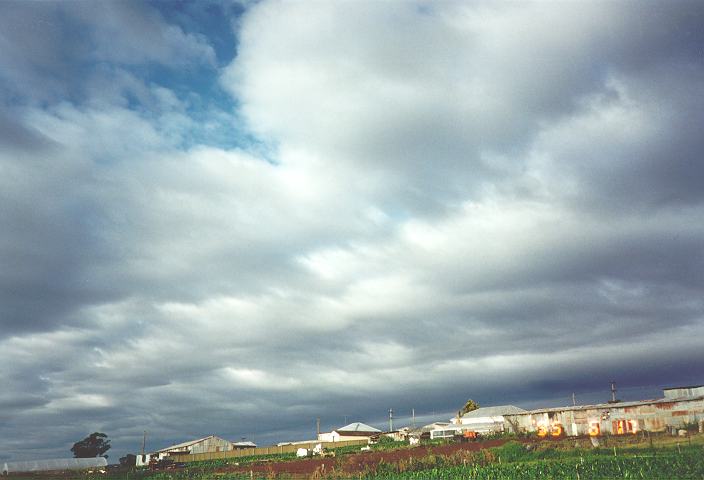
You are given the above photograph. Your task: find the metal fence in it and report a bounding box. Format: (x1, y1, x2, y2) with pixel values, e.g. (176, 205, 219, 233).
(169, 439, 368, 463)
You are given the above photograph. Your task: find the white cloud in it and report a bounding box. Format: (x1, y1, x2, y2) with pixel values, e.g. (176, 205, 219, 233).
(1, 0, 703, 462)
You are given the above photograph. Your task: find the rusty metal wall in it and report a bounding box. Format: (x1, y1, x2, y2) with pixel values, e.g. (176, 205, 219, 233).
(504, 397, 704, 436)
(169, 438, 368, 463)
(664, 386, 704, 399)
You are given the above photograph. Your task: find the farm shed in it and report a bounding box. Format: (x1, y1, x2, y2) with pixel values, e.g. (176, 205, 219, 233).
(450, 405, 527, 434)
(317, 422, 381, 442)
(136, 435, 234, 466)
(503, 388, 704, 437)
(663, 385, 704, 399)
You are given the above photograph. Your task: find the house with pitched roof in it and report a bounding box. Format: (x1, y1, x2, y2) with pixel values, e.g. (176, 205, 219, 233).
(317, 422, 382, 442)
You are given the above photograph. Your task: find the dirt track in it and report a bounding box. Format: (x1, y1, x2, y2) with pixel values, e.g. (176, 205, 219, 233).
(219, 439, 508, 477)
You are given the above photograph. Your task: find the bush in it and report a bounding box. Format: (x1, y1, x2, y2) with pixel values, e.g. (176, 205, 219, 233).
(682, 421, 699, 432)
(494, 441, 530, 463)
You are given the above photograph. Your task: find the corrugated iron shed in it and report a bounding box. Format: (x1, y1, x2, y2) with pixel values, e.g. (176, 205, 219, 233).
(503, 394, 704, 436)
(155, 435, 215, 453)
(507, 395, 704, 415)
(663, 385, 704, 399)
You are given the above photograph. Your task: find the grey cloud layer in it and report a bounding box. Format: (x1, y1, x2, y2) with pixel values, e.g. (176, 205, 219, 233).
(1, 0, 703, 462)
(0, 1, 214, 103)
(227, 1, 704, 211)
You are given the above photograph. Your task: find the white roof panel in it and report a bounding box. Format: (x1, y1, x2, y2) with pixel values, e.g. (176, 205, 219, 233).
(155, 435, 216, 453)
(336, 422, 381, 433)
(460, 405, 526, 419)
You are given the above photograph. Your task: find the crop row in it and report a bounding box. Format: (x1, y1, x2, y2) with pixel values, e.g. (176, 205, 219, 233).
(132, 450, 704, 479)
(362, 451, 704, 479)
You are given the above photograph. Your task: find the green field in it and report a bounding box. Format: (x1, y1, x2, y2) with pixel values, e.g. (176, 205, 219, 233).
(149, 442, 704, 479)
(5, 438, 704, 479)
(362, 448, 704, 479)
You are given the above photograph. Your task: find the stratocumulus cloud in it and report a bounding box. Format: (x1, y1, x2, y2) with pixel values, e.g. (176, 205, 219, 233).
(0, 0, 702, 461)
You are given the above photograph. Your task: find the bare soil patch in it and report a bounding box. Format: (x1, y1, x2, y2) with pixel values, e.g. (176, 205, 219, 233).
(219, 439, 508, 477)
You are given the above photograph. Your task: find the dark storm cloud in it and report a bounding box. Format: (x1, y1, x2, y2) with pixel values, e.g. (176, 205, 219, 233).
(0, 113, 56, 152)
(0, 155, 102, 334)
(531, 69, 704, 212)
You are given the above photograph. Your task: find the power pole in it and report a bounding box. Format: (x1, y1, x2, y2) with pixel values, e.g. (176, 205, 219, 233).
(316, 418, 320, 436)
(412, 408, 416, 429)
(142, 431, 147, 456)
(389, 408, 393, 432)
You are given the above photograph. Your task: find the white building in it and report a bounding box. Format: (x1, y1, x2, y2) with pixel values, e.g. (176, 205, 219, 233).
(317, 422, 381, 443)
(429, 424, 464, 440)
(448, 405, 527, 434)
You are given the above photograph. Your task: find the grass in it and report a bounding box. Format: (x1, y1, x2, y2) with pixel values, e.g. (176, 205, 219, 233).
(176, 451, 297, 468)
(5, 434, 704, 479)
(361, 447, 704, 479)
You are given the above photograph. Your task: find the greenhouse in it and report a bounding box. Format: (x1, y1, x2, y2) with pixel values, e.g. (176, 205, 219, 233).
(2, 457, 107, 474)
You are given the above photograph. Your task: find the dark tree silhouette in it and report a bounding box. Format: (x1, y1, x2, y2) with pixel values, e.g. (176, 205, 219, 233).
(119, 454, 136, 467)
(70, 432, 111, 458)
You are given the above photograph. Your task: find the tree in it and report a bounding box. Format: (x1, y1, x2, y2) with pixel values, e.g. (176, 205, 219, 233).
(458, 399, 480, 417)
(119, 454, 136, 468)
(71, 432, 111, 458)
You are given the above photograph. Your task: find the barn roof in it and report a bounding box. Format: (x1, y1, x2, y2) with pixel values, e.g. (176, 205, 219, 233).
(461, 405, 527, 418)
(233, 441, 257, 448)
(503, 395, 704, 416)
(336, 422, 381, 433)
(155, 435, 224, 453)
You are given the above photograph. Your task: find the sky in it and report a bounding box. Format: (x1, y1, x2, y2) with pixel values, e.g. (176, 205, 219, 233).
(0, 0, 703, 463)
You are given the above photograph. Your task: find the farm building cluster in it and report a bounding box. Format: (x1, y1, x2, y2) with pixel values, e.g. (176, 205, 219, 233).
(134, 435, 258, 467)
(125, 383, 704, 467)
(425, 385, 704, 440)
(502, 385, 704, 438)
(8, 383, 702, 474)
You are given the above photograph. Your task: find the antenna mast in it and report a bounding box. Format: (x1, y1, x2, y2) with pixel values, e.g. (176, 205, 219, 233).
(608, 381, 620, 403)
